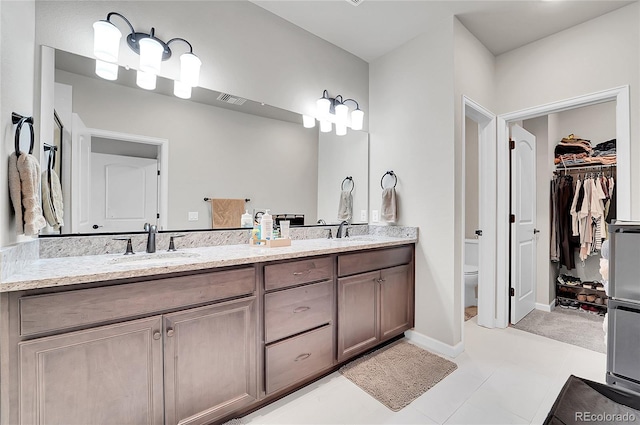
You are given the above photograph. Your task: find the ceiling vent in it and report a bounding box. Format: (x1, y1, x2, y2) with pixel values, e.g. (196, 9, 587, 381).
(345, 0, 364, 5)
(217, 93, 247, 105)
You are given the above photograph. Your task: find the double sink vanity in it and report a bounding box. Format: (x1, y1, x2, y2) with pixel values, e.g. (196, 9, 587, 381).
(0, 229, 416, 425)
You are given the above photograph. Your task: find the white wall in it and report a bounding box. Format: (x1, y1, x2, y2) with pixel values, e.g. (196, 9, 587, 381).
(317, 130, 369, 225)
(370, 17, 456, 346)
(34, 1, 368, 121)
(454, 18, 495, 341)
(56, 70, 319, 230)
(551, 101, 616, 146)
(1, 0, 36, 247)
(522, 116, 553, 306)
(496, 3, 639, 218)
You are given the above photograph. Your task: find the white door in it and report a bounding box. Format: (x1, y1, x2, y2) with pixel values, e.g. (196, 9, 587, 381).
(71, 114, 92, 233)
(510, 124, 537, 324)
(90, 153, 158, 233)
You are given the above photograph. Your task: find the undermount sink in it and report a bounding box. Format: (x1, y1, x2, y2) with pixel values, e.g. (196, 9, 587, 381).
(110, 251, 200, 265)
(334, 235, 378, 242)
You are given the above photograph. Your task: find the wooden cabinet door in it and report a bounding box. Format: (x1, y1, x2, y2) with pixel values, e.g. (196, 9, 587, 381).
(163, 296, 257, 425)
(380, 264, 412, 341)
(337, 271, 380, 362)
(19, 316, 164, 425)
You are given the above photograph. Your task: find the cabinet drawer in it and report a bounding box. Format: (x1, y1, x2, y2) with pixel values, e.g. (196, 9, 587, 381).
(20, 267, 256, 337)
(265, 325, 333, 394)
(338, 245, 413, 277)
(264, 257, 333, 291)
(265, 280, 333, 343)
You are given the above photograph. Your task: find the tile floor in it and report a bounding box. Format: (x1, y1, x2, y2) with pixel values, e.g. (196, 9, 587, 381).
(242, 316, 607, 424)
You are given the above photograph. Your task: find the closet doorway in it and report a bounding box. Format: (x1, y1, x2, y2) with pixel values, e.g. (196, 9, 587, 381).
(496, 86, 631, 327)
(462, 96, 496, 334)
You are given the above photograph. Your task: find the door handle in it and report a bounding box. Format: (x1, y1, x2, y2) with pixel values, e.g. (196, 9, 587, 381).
(92, 224, 103, 229)
(533, 229, 540, 234)
(475, 229, 482, 237)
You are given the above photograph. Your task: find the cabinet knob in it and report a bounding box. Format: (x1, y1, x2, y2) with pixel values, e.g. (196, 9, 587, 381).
(167, 328, 175, 337)
(293, 306, 311, 313)
(153, 331, 161, 340)
(294, 353, 311, 362)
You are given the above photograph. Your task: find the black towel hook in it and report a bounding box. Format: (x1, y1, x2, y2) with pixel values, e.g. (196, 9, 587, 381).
(341, 176, 354, 193)
(12, 112, 34, 155)
(381, 170, 397, 189)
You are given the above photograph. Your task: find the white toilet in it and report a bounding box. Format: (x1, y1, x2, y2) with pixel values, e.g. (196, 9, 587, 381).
(464, 239, 479, 308)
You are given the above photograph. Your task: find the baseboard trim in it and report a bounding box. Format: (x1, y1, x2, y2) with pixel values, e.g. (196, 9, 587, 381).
(535, 300, 556, 312)
(405, 330, 464, 358)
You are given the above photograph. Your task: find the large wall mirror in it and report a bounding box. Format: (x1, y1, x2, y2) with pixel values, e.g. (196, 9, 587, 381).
(41, 46, 369, 235)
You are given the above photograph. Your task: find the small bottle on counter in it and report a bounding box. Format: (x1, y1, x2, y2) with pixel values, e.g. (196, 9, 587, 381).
(241, 210, 252, 228)
(261, 209, 273, 240)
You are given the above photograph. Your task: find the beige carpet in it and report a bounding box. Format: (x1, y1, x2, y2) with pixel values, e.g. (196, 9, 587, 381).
(465, 306, 478, 321)
(339, 340, 458, 411)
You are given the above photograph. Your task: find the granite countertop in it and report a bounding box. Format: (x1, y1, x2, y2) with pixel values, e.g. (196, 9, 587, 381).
(0, 236, 416, 292)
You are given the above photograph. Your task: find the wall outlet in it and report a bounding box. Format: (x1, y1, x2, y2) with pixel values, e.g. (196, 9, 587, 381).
(371, 210, 379, 222)
(360, 210, 367, 222)
(188, 212, 199, 221)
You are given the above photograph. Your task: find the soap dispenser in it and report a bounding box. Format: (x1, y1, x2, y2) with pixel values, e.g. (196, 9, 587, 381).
(261, 209, 273, 240)
(241, 210, 252, 228)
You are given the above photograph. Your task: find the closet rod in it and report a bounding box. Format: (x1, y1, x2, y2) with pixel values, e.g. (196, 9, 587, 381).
(554, 164, 616, 173)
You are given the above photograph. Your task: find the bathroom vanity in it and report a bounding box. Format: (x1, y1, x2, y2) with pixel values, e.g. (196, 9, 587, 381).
(0, 236, 415, 425)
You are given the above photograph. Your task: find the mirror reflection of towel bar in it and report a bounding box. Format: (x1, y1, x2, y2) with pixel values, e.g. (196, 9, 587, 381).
(203, 197, 250, 202)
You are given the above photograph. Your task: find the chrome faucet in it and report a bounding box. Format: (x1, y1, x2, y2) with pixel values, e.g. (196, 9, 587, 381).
(144, 223, 157, 253)
(336, 220, 349, 238)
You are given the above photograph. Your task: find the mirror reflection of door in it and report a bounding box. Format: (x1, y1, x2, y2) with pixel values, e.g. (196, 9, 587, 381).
(90, 152, 159, 233)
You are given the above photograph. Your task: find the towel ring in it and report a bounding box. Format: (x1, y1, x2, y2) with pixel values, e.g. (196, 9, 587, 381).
(12, 112, 34, 155)
(380, 171, 397, 189)
(341, 176, 354, 193)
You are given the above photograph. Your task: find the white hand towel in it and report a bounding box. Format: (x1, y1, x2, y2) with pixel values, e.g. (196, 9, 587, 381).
(381, 187, 397, 222)
(42, 168, 64, 230)
(16, 153, 46, 235)
(8, 152, 24, 234)
(337, 190, 353, 221)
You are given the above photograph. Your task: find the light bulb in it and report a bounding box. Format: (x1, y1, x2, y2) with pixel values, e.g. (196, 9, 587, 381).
(180, 53, 202, 87)
(336, 123, 347, 136)
(320, 120, 332, 133)
(93, 20, 122, 62)
(303, 115, 316, 128)
(139, 37, 164, 74)
(174, 80, 192, 99)
(317, 97, 331, 121)
(351, 109, 364, 131)
(95, 60, 118, 81)
(335, 103, 349, 126)
(136, 70, 157, 90)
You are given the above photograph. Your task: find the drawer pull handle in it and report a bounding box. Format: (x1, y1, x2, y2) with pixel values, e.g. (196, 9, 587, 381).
(153, 331, 161, 340)
(294, 353, 311, 362)
(293, 271, 306, 276)
(167, 328, 175, 337)
(293, 306, 311, 313)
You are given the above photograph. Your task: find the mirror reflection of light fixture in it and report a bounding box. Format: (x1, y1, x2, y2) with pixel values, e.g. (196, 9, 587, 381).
(305, 90, 364, 135)
(92, 12, 202, 99)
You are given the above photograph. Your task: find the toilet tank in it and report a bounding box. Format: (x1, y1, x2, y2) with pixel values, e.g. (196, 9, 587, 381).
(465, 239, 479, 267)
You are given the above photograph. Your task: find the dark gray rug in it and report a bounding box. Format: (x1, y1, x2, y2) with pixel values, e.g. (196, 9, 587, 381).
(512, 308, 606, 354)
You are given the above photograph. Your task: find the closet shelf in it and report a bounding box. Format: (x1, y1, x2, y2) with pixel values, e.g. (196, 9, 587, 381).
(556, 282, 606, 293)
(557, 296, 608, 310)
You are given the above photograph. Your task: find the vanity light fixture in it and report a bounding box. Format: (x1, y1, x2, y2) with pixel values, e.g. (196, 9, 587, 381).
(93, 12, 202, 99)
(304, 90, 364, 135)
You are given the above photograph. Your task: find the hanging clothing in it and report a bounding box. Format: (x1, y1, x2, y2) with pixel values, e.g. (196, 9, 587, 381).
(550, 175, 575, 269)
